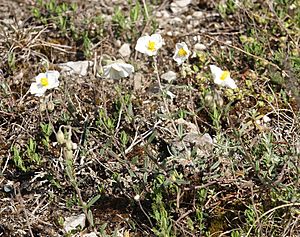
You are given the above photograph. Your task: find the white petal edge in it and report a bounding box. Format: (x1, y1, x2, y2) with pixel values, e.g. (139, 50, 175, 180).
(150, 34, 163, 48)
(225, 78, 237, 89)
(135, 35, 150, 54)
(29, 83, 47, 96)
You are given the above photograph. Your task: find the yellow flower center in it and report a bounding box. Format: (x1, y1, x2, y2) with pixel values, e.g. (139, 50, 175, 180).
(220, 71, 230, 81)
(178, 48, 187, 57)
(147, 41, 156, 52)
(40, 77, 49, 87)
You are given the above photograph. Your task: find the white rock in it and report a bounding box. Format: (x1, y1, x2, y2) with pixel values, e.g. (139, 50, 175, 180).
(161, 10, 171, 19)
(119, 43, 131, 57)
(175, 118, 198, 134)
(133, 72, 143, 91)
(166, 90, 176, 99)
(170, 17, 183, 25)
(263, 115, 271, 123)
(156, 12, 163, 18)
(186, 15, 192, 21)
(192, 11, 204, 18)
(115, 40, 122, 47)
(58, 61, 93, 76)
(187, 24, 193, 31)
(191, 19, 200, 27)
(200, 133, 213, 145)
(161, 71, 177, 83)
(174, 0, 191, 7)
(63, 213, 86, 232)
(170, 3, 179, 13)
(194, 43, 207, 51)
(184, 132, 213, 152)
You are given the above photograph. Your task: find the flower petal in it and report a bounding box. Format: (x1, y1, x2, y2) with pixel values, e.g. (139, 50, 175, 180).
(45, 71, 60, 89)
(225, 78, 237, 89)
(150, 34, 163, 49)
(103, 62, 134, 79)
(35, 73, 47, 83)
(135, 35, 150, 54)
(135, 33, 163, 56)
(29, 82, 47, 96)
(173, 42, 190, 65)
(209, 65, 223, 80)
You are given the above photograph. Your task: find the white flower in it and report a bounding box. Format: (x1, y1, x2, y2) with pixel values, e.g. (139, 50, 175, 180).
(102, 61, 134, 79)
(135, 33, 164, 56)
(29, 70, 60, 96)
(173, 42, 190, 65)
(209, 65, 237, 89)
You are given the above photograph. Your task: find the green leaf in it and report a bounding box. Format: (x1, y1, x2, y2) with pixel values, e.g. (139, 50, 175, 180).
(86, 195, 101, 209)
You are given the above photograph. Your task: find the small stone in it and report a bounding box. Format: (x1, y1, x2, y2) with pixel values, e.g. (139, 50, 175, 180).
(119, 43, 131, 57)
(58, 61, 93, 76)
(133, 72, 143, 91)
(63, 213, 86, 233)
(115, 40, 121, 47)
(161, 10, 171, 19)
(200, 133, 213, 145)
(263, 115, 271, 123)
(192, 11, 204, 18)
(174, 0, 191, 8)
(166, 90, 176, 99)
(170, 17, 183, 25)
(3, 181, 14, 193)
(161, 71, 177, 83)
(156, 12, 162, 18)
(170, 3, 180, 13)
(186, 15, 192, 21)
(187, 24, 193, 31)
(194, 43, 207, 51)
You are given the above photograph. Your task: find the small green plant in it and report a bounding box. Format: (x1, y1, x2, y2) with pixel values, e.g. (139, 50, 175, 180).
(151, 192, 173, 237)
(240, 34, 265, 59)
(231, 230, 242, 237)
(40, 122, 52, 150)
(111, 2, 157, 39)
(32, 0, 77, 34)
(26, 138, 41, 165)
(11, 146, 27, 172)
(7, 51, 16, 72)
(96, 108, 116, 133)
(218, 0, 237, 17)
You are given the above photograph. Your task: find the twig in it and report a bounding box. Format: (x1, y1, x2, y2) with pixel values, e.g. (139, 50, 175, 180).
(246, 202, 300, 237)
(16, 186, 34, 237)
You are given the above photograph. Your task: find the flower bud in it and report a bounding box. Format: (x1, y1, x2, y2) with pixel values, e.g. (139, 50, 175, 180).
(56, 129, 65, 144)
(47, 101, 55, 111)
(39, 102, 46, 112)
(64, 148, 73, 160)
(65, 140, 73, 151)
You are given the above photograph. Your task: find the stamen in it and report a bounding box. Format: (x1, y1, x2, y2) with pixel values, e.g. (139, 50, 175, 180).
(220, 71, 230, 81)
(40, 77, 49, 87)
(147, 41, 156, 52)
(178, 48, 187, 57)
